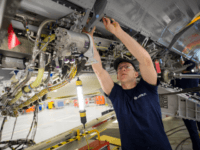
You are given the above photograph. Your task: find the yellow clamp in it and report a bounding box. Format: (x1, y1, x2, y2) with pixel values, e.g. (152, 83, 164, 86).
(77, 129, 80, 141)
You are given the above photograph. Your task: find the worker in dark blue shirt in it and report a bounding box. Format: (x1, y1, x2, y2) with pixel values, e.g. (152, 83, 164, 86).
(89, 17, 172, 150)
(171, 60, 200, 150)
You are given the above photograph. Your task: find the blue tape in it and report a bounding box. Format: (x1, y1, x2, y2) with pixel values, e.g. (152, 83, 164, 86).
(28, 85, 32, 90)
(79, 54, 84, 57)
(14, 70, 19, 75)
(28, 68, 33, 72)
(160, 59, 162, 64)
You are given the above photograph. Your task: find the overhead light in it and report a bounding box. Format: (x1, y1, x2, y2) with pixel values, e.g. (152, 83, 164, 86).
(53, 90, 57, 92)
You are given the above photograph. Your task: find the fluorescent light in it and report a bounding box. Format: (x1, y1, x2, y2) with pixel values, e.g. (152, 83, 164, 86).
(53, 90, 57, 92)
(77, 86, 85, 111)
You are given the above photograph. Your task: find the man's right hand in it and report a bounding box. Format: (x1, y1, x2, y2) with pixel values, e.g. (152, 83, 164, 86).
(102, 17, 122, 36)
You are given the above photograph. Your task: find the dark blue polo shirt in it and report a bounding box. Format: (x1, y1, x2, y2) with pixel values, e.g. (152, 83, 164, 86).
(105, 78, 172, 150)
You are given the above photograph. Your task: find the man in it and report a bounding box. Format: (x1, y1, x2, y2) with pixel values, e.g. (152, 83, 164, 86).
(88, 17, 172, 150)
(171, 60, 200, 150)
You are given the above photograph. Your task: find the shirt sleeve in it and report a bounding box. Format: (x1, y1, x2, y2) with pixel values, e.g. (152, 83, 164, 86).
(139, 78, 160, 94)
(104, 83, 119, 103)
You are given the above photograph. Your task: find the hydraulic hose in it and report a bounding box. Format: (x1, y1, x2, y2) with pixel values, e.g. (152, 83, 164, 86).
(35, 19, 56, 48)
(40, 34, 55, 51)
(44, 69, 51, 84)
(11, 71, 33, 97)
(8, 21, 56, 106)
(12, 64, 77, 116)
(11, 72, 32, 96)
(8, 54, 45, 105)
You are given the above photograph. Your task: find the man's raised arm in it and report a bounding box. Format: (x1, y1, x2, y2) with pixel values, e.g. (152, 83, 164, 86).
(103, 18, 157, 85)
(86, 27, 114, 96)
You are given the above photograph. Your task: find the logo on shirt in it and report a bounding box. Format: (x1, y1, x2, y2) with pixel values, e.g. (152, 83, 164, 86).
(134, 93, 147, 100)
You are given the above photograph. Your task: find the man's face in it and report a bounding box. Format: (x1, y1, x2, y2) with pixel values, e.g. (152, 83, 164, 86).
(117, 62, 138, 83)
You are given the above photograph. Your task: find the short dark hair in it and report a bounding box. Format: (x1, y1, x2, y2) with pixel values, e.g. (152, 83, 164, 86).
(114, 57, 136, 71)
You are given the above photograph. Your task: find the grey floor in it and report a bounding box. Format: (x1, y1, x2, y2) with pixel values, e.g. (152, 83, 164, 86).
(0, 105, 197, 150)
(163, 116, 195, 150)
(1, 104, 108, 144)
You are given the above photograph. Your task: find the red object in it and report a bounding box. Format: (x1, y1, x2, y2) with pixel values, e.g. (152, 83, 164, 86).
(78, 140, 110, 150)
(155, 60, 161, 73)
(92, 120, 108, 128)
(85, 98, 89, 105)
(8, 24, 21, 49)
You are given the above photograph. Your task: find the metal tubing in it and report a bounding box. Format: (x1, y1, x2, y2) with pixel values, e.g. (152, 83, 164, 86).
(172, 73, 200, 79)
(35, 19, 56, 48)
(13, 65, 77, 112)
(44, 69, 51, 84)
(39, 53, 45, 68)
(15, 13, 41, 23)
(11, 71, 33, 97)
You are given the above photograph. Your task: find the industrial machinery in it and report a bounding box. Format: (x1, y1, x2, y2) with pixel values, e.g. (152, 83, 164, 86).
(0, 0, 200, 149)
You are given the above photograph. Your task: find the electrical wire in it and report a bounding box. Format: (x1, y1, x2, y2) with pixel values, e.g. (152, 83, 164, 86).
(83, 128, 90, 150)
(175, 137, 190, 150)
(15, 144, 22, 150)
(11, 117, 18, 140)
(0, 117, 7, 142)
(31, 104, 39, 141)
(23, 103, 38, 148)
(167, 129, 187, 137)
(165, 125, 185, 134)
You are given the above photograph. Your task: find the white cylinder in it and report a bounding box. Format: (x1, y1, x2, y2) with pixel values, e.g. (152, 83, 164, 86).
(77, 86, 85, 111)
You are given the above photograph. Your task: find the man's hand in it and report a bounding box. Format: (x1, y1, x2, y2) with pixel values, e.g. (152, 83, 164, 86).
(102, 17, 122, 36)
(85, 26, 96, 37)
(82, 18, 96, 37)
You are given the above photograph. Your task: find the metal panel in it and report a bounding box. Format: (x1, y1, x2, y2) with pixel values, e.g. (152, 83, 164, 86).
(68, 0, 95, 10)
(158, 86, 200, 121)
(20, 0, 200, 43)
(20, 0, 74, 19)
(18, 0, 200, 61)
(170, 20, 200, 62)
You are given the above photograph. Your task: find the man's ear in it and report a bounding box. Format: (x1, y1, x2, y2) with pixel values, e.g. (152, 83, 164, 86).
(135, 72, 139, 78)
